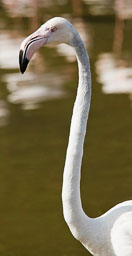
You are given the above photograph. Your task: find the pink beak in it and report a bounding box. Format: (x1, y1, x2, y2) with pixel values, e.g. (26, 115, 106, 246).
(19, 28, 52, 74)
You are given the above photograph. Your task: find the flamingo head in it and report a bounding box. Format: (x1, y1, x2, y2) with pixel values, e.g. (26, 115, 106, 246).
(19, 17, 75, 74)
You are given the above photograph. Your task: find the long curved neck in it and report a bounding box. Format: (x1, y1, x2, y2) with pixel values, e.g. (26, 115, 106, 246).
(62, 32, 92, 241)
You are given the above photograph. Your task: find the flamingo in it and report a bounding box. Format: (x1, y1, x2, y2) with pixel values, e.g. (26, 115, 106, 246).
(19, 17, 132, 256)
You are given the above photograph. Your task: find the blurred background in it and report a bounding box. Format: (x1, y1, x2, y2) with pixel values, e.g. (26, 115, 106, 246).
(0, 0, 132, 255)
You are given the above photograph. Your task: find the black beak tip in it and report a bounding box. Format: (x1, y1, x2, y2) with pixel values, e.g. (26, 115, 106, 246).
(19, 49, 29, 74)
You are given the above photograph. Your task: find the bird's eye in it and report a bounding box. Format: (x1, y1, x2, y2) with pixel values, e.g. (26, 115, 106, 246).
(51, 26, 57, 32)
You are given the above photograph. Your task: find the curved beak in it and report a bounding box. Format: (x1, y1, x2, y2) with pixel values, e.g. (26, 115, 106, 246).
(19, 28, 52, 74)
(19, 49, 29, 74)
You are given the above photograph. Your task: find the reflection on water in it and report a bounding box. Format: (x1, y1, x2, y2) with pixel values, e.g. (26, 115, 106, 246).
(114, 0, 132, 20)
(96, 53, 132, 106)
(4, 72, 67, 110)
(82, 0, 114, 16)
(0, 1, 132, 256)
(95, 0, 132, 107)
(2, 0, 38, 17)
(0, 33, 22, 69)
(0, 100, 9, 126)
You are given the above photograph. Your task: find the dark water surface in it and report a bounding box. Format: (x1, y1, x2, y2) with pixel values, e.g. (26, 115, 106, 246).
(0, 1, 132, 255)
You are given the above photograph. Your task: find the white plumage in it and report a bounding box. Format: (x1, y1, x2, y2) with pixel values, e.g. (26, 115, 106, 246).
(19, 17, 132, 256)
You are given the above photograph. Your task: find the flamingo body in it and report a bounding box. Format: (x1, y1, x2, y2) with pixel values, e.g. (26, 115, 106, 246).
(19, 17, 132, 256)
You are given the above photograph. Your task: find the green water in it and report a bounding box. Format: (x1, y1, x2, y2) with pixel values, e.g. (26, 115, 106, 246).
(0, 1, 132, 255)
